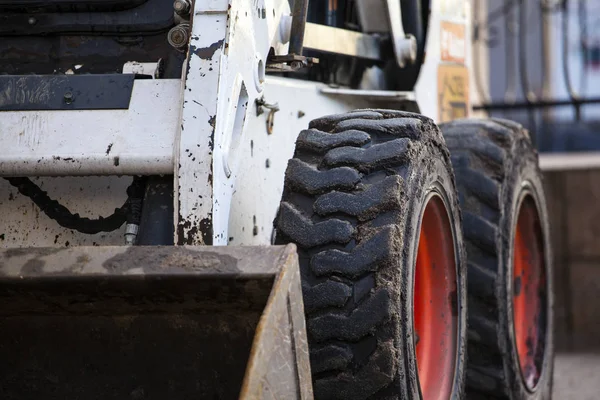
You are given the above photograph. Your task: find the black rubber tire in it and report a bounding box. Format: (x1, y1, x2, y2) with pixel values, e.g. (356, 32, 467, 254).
(275, 110, 467, 400)
(441, 118, 554, 400)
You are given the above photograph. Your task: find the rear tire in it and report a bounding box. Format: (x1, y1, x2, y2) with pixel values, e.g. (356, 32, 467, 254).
(441, 118, 554, 400)
(275, 110, 467, 399)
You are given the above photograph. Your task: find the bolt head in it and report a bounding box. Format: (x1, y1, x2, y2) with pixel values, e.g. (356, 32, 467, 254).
(173, 0, 190, 14)
(168, 25, 190, 48)
(63, 92, 74, 104)
(172, 30, 185, 43)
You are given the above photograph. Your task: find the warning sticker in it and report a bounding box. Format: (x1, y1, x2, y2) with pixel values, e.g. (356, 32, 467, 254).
(440, 21, 466, 64)
(438, 64, 470, 123)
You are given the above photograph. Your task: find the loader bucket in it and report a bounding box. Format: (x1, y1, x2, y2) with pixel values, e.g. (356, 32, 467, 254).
(0, 245, 312, 400)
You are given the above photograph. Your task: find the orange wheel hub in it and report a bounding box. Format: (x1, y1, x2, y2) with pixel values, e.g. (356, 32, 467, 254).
(414, 195, 458, 400)
(513, 195, 546, 390)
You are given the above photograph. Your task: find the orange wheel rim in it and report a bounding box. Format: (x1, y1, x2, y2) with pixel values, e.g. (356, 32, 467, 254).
(414, 195, 458, 400)
(513, 195, 546, 390)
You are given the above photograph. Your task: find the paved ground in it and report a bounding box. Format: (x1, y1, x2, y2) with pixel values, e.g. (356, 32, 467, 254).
(553, 353, 600, 399)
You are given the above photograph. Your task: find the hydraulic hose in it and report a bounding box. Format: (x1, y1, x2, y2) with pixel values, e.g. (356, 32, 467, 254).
(4, 176, 146, 235)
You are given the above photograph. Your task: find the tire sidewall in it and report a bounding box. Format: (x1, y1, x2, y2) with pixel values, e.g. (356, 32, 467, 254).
(502, 139, 555, 400)
(401, 143, 468, 400)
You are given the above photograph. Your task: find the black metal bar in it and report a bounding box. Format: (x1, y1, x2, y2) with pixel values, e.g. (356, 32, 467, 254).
(137, 175, 174, 245)
(540, 0, 551, 119)
(289, 0, 309, 56)
(518, 0, 535, 102)
(504, 1, 517, 102)
(472, 0, 490, 104)
(474, 97, 600, 111)
(518, 0, 537, 145)
(0, 74, 136, 111)
(561, 0, 582, 120)
(0, 0, 173, 35)
(578, 0, 589, 118)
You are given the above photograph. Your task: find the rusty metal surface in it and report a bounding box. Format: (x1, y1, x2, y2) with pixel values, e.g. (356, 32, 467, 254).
(240, 245, 313, 400)
(0, 244, 312, 399)
(1, 312, 263, 400)
(0, 245, 284, 277)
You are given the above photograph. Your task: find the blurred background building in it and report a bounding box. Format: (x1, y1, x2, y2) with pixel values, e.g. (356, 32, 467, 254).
(470, 0, 600, 354)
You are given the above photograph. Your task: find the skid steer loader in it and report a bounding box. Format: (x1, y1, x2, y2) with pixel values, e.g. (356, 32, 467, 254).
(0, 0, 553, 399)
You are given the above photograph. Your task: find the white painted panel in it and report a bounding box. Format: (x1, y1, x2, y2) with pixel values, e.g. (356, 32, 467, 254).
(0, 80, 180, 176)
(227, 77, 374, 246)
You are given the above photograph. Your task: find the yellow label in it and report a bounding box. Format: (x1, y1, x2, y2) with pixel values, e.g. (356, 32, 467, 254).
(438, 64, 470, 123)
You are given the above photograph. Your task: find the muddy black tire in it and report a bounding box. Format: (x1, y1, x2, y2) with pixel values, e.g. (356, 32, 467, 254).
(441, 119, 554, 400)
(275, 110, 467, 400)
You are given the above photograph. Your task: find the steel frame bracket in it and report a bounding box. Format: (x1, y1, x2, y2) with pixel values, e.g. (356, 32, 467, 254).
(385, 0, 417, 67)
(174, 0, 293, 246)
(266, 54, 318, 72)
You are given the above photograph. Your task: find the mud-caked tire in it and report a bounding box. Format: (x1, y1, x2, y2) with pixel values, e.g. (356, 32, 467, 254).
(441, 118, 554, 400)
(275, 110, 467, 400)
